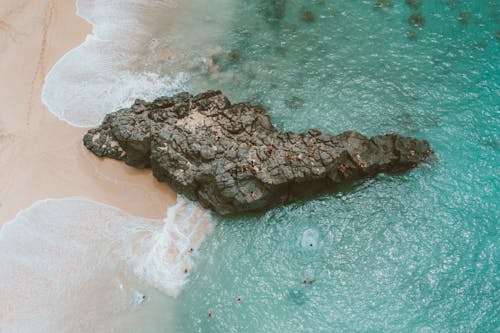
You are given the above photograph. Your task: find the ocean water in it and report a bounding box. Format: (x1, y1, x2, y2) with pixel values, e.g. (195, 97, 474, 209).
(173, 0, 499, 331)
(4, 0, 499, 332)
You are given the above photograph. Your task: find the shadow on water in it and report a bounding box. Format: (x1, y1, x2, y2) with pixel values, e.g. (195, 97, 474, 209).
(215, 160, 436, 222)
(287, 288, 309, 305)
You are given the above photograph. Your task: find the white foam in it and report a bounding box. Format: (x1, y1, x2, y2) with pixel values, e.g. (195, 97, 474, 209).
(0, 196, 212, 332)
(42, 0, 185, 127)
(133, 197, 213, 297)
(42, 0, 236, 127)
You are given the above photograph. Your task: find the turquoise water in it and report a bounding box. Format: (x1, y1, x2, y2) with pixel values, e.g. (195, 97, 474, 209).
(170, 0, 499, 332)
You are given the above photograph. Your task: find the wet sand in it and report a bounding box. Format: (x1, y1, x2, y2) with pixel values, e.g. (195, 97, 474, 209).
(0, 0, 177, 226)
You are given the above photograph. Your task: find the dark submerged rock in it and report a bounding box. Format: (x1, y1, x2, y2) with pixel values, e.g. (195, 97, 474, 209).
(302, 10, 315, 23)
(259, 0, 287, 24)
(405, 0, 422, 10)
(285, 96, 305, 110)
(458, 11, 470, 25)
(227, 49, 244, 62)
(406, 29, 418, 41)
(408, 13, 426, 27)
(209, 49, 244, 73)
(374, 0, 393, 10)
(84, 91, 432, 215)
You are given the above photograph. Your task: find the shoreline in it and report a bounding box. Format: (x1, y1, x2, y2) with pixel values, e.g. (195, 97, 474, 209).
(0, 0, 177, 226)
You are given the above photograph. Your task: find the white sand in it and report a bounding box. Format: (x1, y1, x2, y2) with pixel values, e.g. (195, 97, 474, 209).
(0, 0, 177, 226)
(0, 3, 217, 329)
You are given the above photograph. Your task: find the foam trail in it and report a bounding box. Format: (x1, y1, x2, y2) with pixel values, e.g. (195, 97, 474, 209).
(42, 0, 235, 127)
(0, 197, 212, 332)
(134, 197, 213, 297)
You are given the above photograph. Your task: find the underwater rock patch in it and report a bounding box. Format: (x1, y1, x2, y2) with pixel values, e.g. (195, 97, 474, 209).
(374, 0, 393, 10)
(408, 12, 426, 27)
(285, 96, 305, 110)
(84, 90, 432, 215)
(405, 0, 422, 10)
(406, 29, 419, 41)
(259, 0, 286, 23)
(302, 10, 315, 23)
(458, 11, 471, 25)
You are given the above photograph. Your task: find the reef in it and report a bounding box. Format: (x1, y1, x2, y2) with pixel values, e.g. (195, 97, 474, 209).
(84, 90, 432, 215)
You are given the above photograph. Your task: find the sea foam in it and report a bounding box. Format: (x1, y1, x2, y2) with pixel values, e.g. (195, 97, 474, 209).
(42, 0, 235, 127)
(0, 197, 212, 332)
(42, 0, 187, 127)
(133, 197, 213, 296)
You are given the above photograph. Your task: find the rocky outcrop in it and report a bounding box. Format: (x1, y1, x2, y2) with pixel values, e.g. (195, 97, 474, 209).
(84, 90, 432, 215)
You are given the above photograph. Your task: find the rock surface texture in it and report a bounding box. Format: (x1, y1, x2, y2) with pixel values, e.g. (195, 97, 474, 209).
(84, 91, 432, 215)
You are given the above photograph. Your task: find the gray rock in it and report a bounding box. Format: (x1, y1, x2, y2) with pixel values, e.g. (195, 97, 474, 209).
(83, 90, 432, 215)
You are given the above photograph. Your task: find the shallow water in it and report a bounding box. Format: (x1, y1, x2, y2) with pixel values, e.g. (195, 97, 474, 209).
(0, 198, 211, 332)
(9, 0, 500, 332)
(42, 0, 235, 127)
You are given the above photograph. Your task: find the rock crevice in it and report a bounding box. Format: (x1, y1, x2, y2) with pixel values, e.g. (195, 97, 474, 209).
(84, 90, 431, 215)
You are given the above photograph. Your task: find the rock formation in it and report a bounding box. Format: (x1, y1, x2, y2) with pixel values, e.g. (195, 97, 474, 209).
(84, 90, 432, 215)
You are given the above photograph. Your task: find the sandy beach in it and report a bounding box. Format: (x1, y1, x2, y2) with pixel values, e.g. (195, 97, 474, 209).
(0, 0, 177, 226)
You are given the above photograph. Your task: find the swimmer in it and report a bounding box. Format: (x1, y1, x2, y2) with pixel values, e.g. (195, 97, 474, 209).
(236, 296, 243, 302)
(208, 311, 213, 318)
(303, 279, 315, 285)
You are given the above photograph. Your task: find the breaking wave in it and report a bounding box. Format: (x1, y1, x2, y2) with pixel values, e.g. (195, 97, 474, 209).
(42, 0, 235, 127)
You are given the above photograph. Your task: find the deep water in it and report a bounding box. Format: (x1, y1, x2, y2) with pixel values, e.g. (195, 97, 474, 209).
(171, 0, 499, 332)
